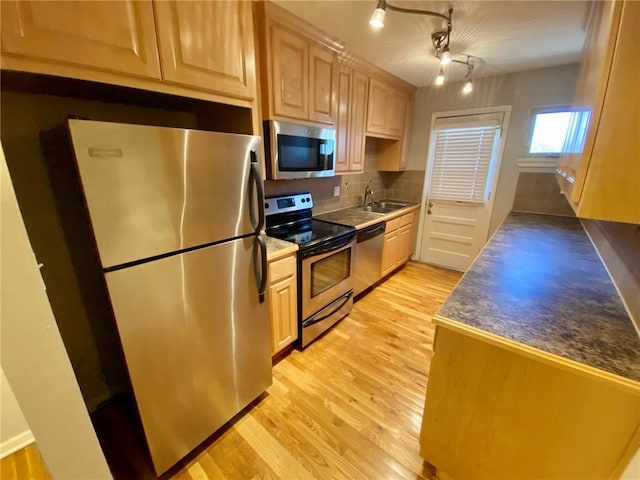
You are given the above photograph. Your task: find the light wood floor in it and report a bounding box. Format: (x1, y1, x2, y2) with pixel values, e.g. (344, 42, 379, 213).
(4, 261, 462, 479)
(0, 444, 51, 480)
(171, 261, 462, 480)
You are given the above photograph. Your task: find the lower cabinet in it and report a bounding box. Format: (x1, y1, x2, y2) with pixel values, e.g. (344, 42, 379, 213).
(381, 210, 416, 277)
(267, 253, 298, 356)
(420, 325, 640, 479)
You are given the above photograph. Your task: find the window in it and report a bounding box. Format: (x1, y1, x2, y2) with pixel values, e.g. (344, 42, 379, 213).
(528, 108, 591, 156)
(430, 123, 500, 203)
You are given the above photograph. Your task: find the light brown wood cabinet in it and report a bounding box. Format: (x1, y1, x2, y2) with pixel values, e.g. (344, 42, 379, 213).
(366, 78, 407, 138)
(381, 211, 416, 277)
(153, 1, 257, 100)
(556, 0, 639, 224)
(421, 324, 640, 479)
(270, 24, 310, 120)
(309, 46, 334, 124)
(335, 64, 368, 173)
(267, 253, 298, 356)
(0, 0, 161, 80)
(1, 0, 259, 109)
(255, 3, 337, 126)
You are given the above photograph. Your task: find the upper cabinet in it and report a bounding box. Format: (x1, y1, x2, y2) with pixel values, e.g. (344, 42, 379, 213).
(255, 2, 337, 125)
(1, 1, 259, 112)
(153, 1, 256, 100)
(309, 46, 335, 124)
(366, 79, 407, 138)
(556, 0, 639, 224)
(335, 64, 368, 173)
(270, 25, 310, 120)
(0, 0, 161, 80)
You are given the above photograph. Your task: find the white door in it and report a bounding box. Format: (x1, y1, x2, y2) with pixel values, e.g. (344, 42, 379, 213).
(418, 109, 509, 271)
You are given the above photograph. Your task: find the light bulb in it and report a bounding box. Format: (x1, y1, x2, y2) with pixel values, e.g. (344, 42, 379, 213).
(435, 68, 445, 86)
(369, 7, 386, 29)
(462, 79, 473, 94)
(440, 46, 451, 65)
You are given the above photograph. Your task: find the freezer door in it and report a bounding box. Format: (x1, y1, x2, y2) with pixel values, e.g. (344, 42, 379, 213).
(67, 119, 263, 269)
(104, 236, 271, 475)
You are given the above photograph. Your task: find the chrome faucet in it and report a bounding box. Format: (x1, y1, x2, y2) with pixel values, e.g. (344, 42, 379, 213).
(364, 183, 374, 206)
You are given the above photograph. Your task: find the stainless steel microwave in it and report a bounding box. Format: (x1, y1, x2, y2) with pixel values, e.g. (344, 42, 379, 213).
(264, 120, 335, 180)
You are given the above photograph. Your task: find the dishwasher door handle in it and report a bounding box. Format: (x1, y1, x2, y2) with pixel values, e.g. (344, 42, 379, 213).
(357, 222, 386, 242)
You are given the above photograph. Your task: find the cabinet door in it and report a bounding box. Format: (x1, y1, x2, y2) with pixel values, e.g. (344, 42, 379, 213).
(271, 25, 309, 120)
(381, 231, 399, 277)
(335, 68, 351, 173)
(366, 79, 390, 135)
(154, 1, 256, 100)
(309, 45, 334, 124)
(388, 90, 407, 137)
(268, 274, 298, 356)
(556, 1, 620, 202)
(577, 0, 639, 223)
(348, 70, 369, 173)
(396, 225, 412, 266)
(1, 0, 160, 79)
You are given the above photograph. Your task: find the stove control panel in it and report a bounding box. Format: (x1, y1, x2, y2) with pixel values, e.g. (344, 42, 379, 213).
(264, 192, 313, 217)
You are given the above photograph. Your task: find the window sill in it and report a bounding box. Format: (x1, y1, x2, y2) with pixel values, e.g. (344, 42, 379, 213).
(516, 157, 558, 172)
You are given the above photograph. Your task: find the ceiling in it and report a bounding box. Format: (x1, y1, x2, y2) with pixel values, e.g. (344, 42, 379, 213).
(273, 1, 591, 87)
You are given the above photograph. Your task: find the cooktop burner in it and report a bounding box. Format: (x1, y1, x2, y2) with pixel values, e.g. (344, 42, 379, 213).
(268, 219, 354, 248)
(265, 192, 355, 249)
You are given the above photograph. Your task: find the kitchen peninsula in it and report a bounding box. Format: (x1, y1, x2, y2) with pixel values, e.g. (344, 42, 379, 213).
(419, 212, 640, 479)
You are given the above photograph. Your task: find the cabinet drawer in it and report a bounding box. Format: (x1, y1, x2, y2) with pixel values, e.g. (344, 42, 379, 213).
(386, 217, 402, 232)
(269, 254, 296, 283)
(400, 212, 415, 227)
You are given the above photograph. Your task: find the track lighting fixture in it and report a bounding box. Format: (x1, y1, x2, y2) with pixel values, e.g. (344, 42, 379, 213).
(461, 61, 474, 94)
(369, 0, 386, 29)
(368, 1, 478, 93)
(440, 46, 451, 66)
(369, 1, 452, 31)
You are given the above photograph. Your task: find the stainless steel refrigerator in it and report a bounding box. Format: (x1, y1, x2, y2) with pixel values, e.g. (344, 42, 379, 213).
(65, 119, 271, 475)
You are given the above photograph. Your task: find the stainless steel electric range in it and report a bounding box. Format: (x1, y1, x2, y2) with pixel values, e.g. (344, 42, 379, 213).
(265, 193, 356, 347)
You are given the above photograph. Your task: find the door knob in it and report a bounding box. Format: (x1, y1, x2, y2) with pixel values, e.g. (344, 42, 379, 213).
(428, 202, 433, 208)
(427, 209, 432, 215)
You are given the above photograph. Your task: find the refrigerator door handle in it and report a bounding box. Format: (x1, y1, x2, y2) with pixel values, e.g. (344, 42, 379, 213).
(249, 151, 265, 233)
(253, 234, 268, 303)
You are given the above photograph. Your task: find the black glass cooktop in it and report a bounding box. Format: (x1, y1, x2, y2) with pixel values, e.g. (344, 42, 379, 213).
(267, 219, 355, 249)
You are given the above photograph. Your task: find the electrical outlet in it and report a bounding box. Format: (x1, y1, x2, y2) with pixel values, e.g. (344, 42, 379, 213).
(333, 185, 340, 197)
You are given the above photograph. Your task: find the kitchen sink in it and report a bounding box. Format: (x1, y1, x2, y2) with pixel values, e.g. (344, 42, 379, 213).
(359, 200, 409, 213)
(360, 205, 395, 214)
(376, 200, 409, 210)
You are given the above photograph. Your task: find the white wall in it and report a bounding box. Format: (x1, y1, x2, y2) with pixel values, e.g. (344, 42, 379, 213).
(0, 368, 33, 457)
(1, 146, 112, 478)
(407, 64, 579, 234)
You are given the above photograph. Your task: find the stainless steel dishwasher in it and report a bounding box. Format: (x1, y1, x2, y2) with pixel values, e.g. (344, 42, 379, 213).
(354, 222, 386, 296)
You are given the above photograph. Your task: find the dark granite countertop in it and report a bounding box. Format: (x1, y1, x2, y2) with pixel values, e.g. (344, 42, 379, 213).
(437, 212, 640, 383)
(314, 202, 419, 230)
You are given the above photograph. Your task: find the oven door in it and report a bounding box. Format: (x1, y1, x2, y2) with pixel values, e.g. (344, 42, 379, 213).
(300, 234, 355, 320)
(265, 120, 335, 180)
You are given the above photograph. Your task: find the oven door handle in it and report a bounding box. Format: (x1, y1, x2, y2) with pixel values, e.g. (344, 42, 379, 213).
(302, 291, 353, 327)
(301, 232, 355, 258)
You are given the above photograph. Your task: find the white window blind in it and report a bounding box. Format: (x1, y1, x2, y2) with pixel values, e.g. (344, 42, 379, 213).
(429, 123, 499, 203)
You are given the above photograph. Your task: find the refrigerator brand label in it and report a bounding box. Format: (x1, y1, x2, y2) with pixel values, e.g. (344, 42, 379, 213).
(88, 148, 123, 158)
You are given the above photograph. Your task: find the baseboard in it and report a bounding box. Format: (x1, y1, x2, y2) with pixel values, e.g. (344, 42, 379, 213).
(0, 430, 35, 459)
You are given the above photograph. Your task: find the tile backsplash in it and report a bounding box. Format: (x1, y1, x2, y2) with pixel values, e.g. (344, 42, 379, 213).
(265, 146, 426, 214)
(512, 172, 575, 217)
